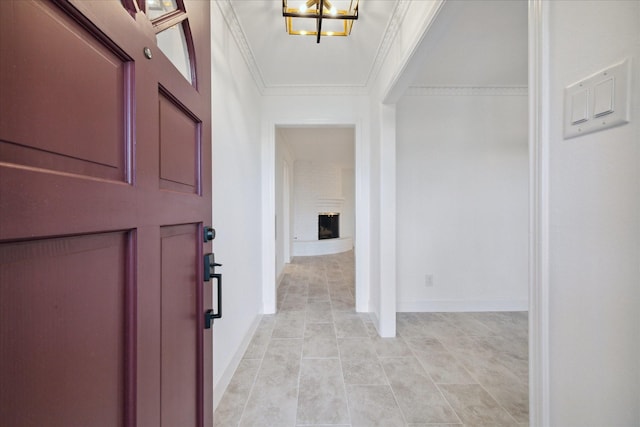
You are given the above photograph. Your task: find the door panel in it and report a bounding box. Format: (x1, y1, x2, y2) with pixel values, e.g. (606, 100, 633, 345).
(0, 232, 132, 427)
(0, 0, 213, 425)
(159, 90, 200, 194)
(160, 224, 199, 427)
(0, 0, 131, 182)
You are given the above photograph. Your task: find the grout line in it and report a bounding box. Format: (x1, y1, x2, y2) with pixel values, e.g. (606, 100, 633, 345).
(378, 354, 410, 426)
(235, 323, 269, 427)
(328, 262, 354, 427)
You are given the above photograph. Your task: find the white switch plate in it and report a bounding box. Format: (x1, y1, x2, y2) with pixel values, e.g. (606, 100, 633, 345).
(564, 58, 631, 139)
(570, 89, 589, 124)
(593, 77, 614, 117)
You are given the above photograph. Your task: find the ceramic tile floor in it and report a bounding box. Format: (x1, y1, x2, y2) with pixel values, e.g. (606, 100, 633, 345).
(214, 251, 529, 427)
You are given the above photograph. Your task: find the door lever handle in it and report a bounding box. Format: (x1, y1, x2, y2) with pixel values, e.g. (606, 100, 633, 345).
(204, 253, 221, 281)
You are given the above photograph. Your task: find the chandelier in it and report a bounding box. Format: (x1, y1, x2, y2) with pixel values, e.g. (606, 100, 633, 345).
(282, 0, 359, 44)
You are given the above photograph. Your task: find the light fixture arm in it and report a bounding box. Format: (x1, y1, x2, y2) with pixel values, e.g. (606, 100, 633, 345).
(316, 0, 324, 43)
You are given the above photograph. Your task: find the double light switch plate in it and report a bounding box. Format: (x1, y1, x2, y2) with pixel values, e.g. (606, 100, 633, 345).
(564, 58, 631, 139)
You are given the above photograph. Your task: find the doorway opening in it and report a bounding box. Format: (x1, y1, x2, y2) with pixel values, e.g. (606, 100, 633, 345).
(274, 126, 356, 312)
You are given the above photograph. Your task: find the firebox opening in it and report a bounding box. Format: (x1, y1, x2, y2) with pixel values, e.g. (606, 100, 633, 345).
(318, 213, 339, 240)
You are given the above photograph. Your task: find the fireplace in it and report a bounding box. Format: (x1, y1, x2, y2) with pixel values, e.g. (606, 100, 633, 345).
(318, 213, 339, 240)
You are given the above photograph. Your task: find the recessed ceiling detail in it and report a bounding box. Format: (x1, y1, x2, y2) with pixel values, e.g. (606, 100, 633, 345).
(216, 0, 527, 96)
(218, 0, 404, 95)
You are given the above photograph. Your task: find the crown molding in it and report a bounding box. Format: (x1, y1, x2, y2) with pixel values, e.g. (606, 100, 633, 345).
(218, 0, 407, 97)
(405, 86, 528, 96)
(262, 84, 369, 97)
(364, 0, 411, 87)
(215, 0, 266, 94)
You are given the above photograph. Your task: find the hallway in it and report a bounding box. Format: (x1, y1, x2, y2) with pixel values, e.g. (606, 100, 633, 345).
(214, 251, 528, 426)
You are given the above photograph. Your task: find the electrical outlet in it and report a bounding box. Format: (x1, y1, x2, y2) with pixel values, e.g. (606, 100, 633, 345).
(425, 274, 434, 287)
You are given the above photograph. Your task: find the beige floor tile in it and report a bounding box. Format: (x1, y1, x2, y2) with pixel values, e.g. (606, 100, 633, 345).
(334, 313, 368, 338)
(413, 349, 477, 385)
(342, 358, 387, 385)
(337, 337, 377, 360)
(484, 380, 529, 423)
(213, 359, 260, 427)
(382, 357, 459, 424)
(303, 323, 339, 358)
(438, 384, 517, 426)
(239, 358, 301, 426)
(372, 336, 413, 357)
(272, 311, 306, 338)
(296, 358, 350, 425)
(242, 327, 273, 360)
(346, 385, 405, 427)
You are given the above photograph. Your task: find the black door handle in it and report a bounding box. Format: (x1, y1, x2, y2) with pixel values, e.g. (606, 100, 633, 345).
(204, 253, 222, 329)
(204, 273, 222, 329)
(204, 253, 222, 281)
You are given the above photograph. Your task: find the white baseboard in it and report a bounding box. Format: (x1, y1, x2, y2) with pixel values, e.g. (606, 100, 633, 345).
(397, 299, 528, 312)
(212, 314, 262, 411)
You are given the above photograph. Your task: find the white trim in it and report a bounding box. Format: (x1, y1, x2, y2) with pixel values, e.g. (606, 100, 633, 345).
(283, 161, 291, 264)
(382, 0, 446, 104)
(405, 86, 528, 97)
(528, 0, 550, 425)
(354, 119, 371, 313)
(261, 121, 277, 314)
(212, 314, 262, 411)
(215, 0, 266, 94)
(263, 85, 368, 97)
(364, 0, 411, 87)
(397, 299, 529, 313)
(378, 104, 396, 337)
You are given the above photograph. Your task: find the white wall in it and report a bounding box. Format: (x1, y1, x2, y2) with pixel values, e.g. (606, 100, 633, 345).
(545, 1, 640, 425)
(275, 132, 294, 280)
(292, 160, 353, 241)
(211, 3, 264, 408)
(341, 167, 355, 240)
(396, 93, 528, 311)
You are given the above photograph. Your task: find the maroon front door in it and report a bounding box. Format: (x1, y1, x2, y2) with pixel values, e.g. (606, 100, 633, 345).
(0, 1, 213, 426)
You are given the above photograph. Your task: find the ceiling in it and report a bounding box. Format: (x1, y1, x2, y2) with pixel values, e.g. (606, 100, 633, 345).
(413, 0, 528, 87)
(225, 0, 398, 90)
(223, 0, 528, 92)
